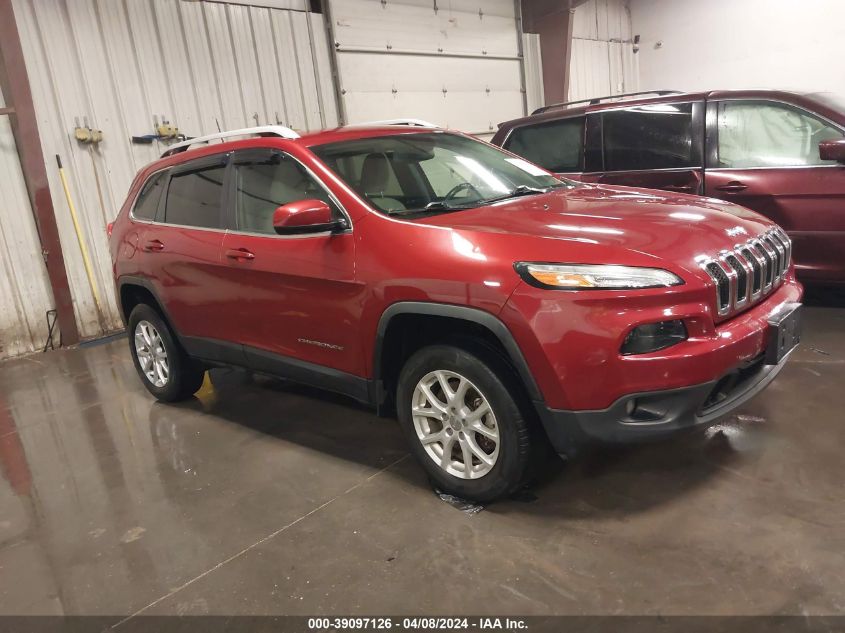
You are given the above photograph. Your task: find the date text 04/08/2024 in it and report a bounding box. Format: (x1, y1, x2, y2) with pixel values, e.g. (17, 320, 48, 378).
(306, 617, 528, 630)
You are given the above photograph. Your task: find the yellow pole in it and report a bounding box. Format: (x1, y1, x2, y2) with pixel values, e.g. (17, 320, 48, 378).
(56, 154, 104, 321)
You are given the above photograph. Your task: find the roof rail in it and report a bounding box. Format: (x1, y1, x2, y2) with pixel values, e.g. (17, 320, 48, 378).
(161, 125, 300, 158)
(532, 90, 683, 115)
(350, 118, 439, 128)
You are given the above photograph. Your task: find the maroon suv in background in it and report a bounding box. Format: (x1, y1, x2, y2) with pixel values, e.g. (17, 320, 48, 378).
(493, 90, 845, 284)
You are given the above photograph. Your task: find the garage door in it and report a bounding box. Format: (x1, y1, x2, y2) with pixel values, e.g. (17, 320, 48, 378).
(327, 0, 528, 137)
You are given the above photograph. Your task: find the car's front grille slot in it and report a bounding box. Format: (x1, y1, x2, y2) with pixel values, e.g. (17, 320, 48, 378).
(701, 228, 791, 319)
(755, 239, 775, 287)
(724, 254, 747, 303)
(763, 235, 784, 277)
(704, 262, 730, 314)
(739, 247, 762, 294)
(770, 229, 791, 276)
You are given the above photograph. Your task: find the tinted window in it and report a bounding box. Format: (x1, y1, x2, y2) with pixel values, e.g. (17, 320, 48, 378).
(504, 118, 584, 172)
(714, 101, 844, 168)
(164, 165, 225, 228)
(132, 172, 166, 221)
(602, 103, 697, 171)
(235, 154, 337, 234)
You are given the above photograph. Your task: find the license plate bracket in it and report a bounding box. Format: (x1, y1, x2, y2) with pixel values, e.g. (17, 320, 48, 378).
(765, 302, 802, 365)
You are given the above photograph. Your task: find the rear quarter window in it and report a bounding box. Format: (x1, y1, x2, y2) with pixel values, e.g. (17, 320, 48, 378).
(504, 117, 584, 173)
(132, 172, 167, 221)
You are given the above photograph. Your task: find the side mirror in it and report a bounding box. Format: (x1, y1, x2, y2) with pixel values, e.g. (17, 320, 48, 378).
(272, 199, 347, 235)
(819, 138, 845, 164)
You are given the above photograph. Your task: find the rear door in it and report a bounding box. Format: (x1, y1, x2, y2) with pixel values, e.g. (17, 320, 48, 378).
(143, 153, 238, 360)
(704, 99, 845, 283)
(582, 101, 705, 194)
(218, 148, 363, 379)
(500, 116, 585, 180)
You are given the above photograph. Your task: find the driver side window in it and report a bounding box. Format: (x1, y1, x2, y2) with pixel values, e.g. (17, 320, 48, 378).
(234, 153, 337, 235)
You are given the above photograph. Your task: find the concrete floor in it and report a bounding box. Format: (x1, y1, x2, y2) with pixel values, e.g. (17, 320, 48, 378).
(1, 290, 844, 620)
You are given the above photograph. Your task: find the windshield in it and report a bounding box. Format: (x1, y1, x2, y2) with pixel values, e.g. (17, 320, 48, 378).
(312, 132, 572, 216)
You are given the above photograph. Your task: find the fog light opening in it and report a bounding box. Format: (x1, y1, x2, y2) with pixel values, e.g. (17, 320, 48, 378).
(621, 319, 688, 355)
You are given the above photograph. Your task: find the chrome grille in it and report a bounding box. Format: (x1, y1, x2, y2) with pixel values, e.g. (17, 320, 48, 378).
(739, 246, 763, 295)
(701, 228, 792, 317)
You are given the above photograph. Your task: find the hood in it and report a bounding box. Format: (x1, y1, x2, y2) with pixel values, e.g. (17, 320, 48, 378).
(417, 184, 775, 274)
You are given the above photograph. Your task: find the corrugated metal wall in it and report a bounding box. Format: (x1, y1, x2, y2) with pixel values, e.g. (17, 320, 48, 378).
(569, 0, 638, 101)
(329, 0, 527, 137)
(0, 86, 56, 359)
(6, 0, 337, 354)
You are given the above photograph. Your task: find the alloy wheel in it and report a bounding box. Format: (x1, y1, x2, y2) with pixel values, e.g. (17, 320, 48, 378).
(134, 320, 169, 388)
(411, 370, 500, 479)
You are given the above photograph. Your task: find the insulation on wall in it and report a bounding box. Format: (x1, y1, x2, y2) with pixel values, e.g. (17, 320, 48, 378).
(568, 0, 638, 102)
(9, 0, 338, 348)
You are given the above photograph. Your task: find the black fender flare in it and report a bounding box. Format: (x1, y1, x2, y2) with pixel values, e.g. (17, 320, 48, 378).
(372, 302, 544, 406)
(116, 275, 175, 328)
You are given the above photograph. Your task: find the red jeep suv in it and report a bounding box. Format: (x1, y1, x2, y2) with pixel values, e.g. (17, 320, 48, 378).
(110, 121, 803, 501)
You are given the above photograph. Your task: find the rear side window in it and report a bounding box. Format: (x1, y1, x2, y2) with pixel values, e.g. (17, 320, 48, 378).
(504, 118, 584, 172)
(132, 172, 166, 221)
(164, 165, 226, 229)
(713, 100, 844, 168)
(601, 103, 698, 171)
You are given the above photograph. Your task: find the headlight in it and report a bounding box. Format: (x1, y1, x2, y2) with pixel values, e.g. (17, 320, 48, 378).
(515, 263, 684, 290)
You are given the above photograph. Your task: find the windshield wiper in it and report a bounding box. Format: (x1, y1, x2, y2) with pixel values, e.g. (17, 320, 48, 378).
(392, 200, 480, 214)
(511, 185, 548, 196)
(477, 185, 549, 206)
(393, 183, 566, 215)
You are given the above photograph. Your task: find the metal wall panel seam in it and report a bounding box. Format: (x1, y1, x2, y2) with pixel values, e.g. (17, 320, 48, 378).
(309, 12, 339, 126)
(286, 11, 311, 129)
(305, 5, 326, 128)
(223, 3, 252, 126)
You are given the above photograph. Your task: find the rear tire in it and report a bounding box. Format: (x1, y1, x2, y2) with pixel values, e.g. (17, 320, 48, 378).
(396, 344, 533, 502)
(128, 304, 204, 402)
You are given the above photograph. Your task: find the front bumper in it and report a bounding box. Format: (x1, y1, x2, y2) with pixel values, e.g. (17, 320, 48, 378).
(535, 346, 794, 453)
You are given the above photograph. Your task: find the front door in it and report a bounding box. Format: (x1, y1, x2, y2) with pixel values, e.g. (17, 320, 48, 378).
(581, 101, 705, 195)
(704, 99, 845, 283)
(218, 149, 364, 380)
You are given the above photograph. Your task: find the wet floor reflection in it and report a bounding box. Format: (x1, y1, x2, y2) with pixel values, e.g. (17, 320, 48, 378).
(0, 343, 408, 615)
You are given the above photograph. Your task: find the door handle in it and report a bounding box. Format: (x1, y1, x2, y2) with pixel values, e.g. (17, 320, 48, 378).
(225, 247, 255, 261)
(143, 239, 164, 252)
(715, 181, 748, 193)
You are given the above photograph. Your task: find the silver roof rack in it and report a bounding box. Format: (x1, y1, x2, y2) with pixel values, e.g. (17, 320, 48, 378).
(532, 90, 682, 115)
(161, 125, 300, 158)
(350, 118, 439, 128)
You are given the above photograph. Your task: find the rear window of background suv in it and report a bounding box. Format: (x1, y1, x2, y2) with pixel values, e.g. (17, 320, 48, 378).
(504, 117, 584, 173)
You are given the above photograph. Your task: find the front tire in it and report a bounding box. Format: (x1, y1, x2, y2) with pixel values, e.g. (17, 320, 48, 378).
(396, 345, 533, 502)
(128, 304, 204, 402)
